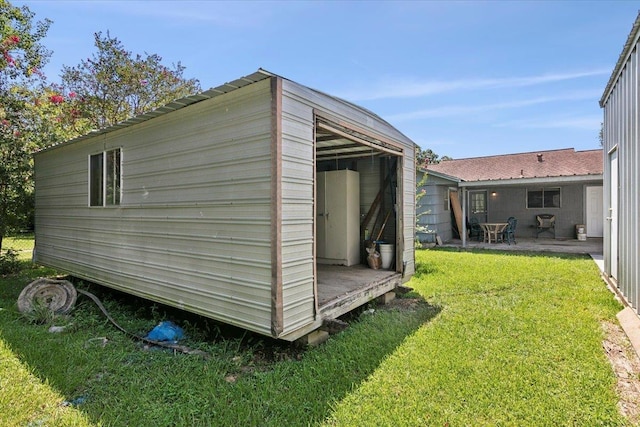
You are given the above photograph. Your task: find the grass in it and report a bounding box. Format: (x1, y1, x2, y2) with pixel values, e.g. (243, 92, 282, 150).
(2, 234, 35, 260)
(326, 249, 625, 425)
(0, 246, 629, 426)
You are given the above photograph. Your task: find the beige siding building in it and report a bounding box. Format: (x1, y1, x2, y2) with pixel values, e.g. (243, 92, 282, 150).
(34, 70, 416, 341)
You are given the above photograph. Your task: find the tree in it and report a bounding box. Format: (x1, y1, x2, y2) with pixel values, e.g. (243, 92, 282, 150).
(416, 147, 451, 167)
(0, 0, 51, 251)
(599, 122, 604, 146)
(61, 32, 201, 130)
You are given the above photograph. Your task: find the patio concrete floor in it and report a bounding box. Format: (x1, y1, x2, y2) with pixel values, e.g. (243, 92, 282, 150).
(436, 237, 603, 255)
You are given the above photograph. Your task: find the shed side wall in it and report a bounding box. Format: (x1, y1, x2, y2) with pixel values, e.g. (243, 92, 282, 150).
(602, 40, 640, 311)
(35, 79, 276, 336)
(418, 172, 455, 242)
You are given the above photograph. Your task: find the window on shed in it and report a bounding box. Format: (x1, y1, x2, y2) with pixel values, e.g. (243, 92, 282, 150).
(527, 187, 560, 208)
(90, 148, 121, 206)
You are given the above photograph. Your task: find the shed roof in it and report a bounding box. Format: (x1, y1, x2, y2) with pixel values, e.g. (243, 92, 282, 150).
(425, 148, 603, 183)
(600, 11, 640, 107)
(39, 68, 410, 153)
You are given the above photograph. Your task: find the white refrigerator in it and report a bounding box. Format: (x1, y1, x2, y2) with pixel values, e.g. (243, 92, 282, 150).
(316, 170, 360, 266)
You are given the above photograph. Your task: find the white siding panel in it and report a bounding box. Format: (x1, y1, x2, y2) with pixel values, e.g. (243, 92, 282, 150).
(35, 79, 275, 336)
(403, 146, 416, 278)
(279, 96, 316, 335)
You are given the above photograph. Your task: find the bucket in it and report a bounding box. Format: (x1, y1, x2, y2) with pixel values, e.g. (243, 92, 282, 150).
(577, 233, 587, 241)
(379, 244, 395, 269)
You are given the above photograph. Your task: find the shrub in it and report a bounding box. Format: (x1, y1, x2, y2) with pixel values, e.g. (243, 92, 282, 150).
(0, 249, 21, 275)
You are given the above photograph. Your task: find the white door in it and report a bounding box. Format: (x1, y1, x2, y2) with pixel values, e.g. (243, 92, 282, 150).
(586, 186, 603, 237)
(608, 150, 618, 280)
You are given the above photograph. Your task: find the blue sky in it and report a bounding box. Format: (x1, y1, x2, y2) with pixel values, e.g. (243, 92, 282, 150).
(22, 0, 640, 159)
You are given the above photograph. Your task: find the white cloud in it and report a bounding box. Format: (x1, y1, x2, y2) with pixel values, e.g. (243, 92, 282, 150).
(341, 69, 611, 101)
(496, 115, 602, 131)
(386, 90, 601, 122)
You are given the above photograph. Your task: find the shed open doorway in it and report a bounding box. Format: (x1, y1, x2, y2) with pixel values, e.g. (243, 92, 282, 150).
(313, 114, 404, 318)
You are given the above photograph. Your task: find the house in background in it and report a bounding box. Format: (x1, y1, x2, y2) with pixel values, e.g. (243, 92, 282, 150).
(418, 148, 603, 243)
(34, 69, 416, 342)
(600, 12, 640, 312)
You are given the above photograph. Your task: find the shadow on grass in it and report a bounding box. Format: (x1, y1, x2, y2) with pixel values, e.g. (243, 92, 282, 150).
(0, 264, 442, 426)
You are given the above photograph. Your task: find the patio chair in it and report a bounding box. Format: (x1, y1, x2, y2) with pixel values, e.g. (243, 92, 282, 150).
(536, 214, 555, 238)
(502, 216, 517, 245)
(468, 217, 484, 241)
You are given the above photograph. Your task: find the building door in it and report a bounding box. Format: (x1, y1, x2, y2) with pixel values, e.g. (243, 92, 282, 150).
(468, 190, 487, 223)
(608, 150, 618, 281)
(586, 186, 603, 237)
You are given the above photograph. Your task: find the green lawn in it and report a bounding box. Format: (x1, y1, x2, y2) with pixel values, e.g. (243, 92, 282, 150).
(0, 248, 627, 426)
(2, 234, 34, 262)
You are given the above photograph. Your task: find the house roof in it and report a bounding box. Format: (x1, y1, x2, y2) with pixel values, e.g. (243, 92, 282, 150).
(417, 167, 460, 183)
(425, 148, 603, 184)
(600, 11, 640, 107)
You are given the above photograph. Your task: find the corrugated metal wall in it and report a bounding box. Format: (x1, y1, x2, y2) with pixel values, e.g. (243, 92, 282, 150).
(35, 74, 416, 340)
(417, 173, 455, 242)
(403, 151, 416, 278)
(278, 81, 415, 334)
(35, 79, 276, 336)
(277, 86, 316, 335)
(602, 37, 640, 311)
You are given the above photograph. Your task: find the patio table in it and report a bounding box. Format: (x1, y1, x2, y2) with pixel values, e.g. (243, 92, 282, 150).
(480, 222, 508, 243)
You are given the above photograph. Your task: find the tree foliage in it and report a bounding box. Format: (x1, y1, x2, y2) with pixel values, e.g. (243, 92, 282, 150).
(1, 5, 203, 251)
(61, 32, 201, 129)
(416, 146, 452, 167)
(0, 0, 51, 250)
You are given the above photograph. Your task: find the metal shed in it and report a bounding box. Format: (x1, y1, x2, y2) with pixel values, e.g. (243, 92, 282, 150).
(33, 69, 416, 341)
(600, 13, 640, 312)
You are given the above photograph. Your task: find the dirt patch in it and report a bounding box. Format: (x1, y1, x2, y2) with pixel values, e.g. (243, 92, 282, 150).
(602, 321, 640, 423)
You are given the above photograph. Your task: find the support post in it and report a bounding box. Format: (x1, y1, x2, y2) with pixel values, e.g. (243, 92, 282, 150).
(462, 188, 467, 248)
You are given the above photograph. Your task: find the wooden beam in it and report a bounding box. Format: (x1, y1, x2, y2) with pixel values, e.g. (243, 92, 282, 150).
(315, 112, 405, 154)
(450, 190, 463, 239)
(316, 142, 362, 152)
(317, 121, 402, 157)
(270, 77, 283, 337)
(316, 135, 342, 142)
